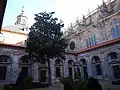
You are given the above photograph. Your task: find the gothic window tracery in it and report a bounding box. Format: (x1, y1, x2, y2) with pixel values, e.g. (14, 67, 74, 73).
(19, 55, 31, 78)
(108, 52, 120, 79)
(80, 59, 87, 74)
(108, 52, 117, 60)
(55, 59, 63, 78)
(0, 55, 11, 80)
(0, 55, 11, 63)
(92, 56, 102, 76)
(68, 60, 74, 77)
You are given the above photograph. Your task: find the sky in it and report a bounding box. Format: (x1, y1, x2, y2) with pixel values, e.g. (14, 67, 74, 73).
(2, 0, 108, 29)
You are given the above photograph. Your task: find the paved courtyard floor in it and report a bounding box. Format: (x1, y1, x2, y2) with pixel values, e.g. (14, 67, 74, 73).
(29, 83, 64, 90)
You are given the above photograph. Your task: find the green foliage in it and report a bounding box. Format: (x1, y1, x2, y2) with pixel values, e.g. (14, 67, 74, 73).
(86, 77, 103, 90)
(83, 72, 88, 89)
(27, 11, 67, 61)
(62, 78, 74, 90)
(61, 72, 89, 90)
(27, 11, 67, 85)
(61, 74, 103, 90)
(23, 76, 33, 88)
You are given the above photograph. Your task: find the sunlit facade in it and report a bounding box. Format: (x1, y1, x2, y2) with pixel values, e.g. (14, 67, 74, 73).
(62, 0, 120, 83)
(1, 0, 120, 85)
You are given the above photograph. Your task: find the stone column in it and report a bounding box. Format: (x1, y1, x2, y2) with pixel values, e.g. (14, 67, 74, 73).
(64, 60, 69, 77)
(32, 63, 38, 82)
(50, 59, 55, 84)
(86, 57, 92, 77)
(101, 53, 109, 80)
(10, 54, 20, 83)
(72, 66, 75, 79)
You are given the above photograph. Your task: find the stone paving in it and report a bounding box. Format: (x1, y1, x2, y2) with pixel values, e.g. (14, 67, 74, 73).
(99, 80, 120, 90)
(29, 83, 64, 90)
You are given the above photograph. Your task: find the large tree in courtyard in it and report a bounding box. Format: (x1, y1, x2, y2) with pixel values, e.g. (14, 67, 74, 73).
(26, 12, 67, 85)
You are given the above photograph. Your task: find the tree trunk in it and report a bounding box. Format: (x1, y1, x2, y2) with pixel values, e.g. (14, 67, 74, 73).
(47, 59, 51, 86)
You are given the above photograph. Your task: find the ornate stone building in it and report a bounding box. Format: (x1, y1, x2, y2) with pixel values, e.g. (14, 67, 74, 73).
(0, 7, 50, 85)
(1, 0, 120, 85)
(62, 0, 120, 82)
(0, 8, 34, 84)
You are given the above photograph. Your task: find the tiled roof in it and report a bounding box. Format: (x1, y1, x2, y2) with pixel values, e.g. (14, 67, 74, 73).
(2, 25, 27, 34)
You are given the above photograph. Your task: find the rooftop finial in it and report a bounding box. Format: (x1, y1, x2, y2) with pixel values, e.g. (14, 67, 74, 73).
(22, 6, 24, 13)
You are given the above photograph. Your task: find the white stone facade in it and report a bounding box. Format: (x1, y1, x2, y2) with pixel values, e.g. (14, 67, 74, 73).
(62, 0, 120, 83)
(1, 0, 120, 85)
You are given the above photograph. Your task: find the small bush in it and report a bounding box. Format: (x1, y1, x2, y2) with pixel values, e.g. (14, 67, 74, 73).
(112, 80, 120, 85)
(23, 76, 33, 89)
(31, 82, 48, 88)
(63, 78, 74, 90)
(4, 84, 18, 90)
(86, 77, 103, 90)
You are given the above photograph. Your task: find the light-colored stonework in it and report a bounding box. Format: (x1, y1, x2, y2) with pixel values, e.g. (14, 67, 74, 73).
(1, 0, 120, 85)
(62, 0, 120, 83)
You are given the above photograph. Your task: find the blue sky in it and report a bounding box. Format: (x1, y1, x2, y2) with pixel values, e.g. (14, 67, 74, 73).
(3, 0, 108, 29)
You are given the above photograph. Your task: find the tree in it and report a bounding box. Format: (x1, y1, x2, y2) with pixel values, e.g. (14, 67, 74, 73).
(26, 11, 67, 85)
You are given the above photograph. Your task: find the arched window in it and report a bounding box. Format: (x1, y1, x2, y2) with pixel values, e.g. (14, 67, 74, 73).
(107, 52, 120, 79)
(68, 60, 74, 77)
(108, 52, 117, 60)
(40, 58, 46, 64)
(80, 59, 87, 74)
(92, 56, 102, 76)
(68, 60, 74, 65)
(19, 55, 31, 78)
(20, 55, 31, 64)
(0, 55, 11, 63)
(55, 59, 63, 78)
(55, 59, 62, 65)
(0, 55, 11, 80)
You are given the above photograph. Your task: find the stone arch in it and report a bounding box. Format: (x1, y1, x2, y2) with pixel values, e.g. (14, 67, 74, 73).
(55, 59, 63, 65)
(0, 55, 11, 80)
(68, 60, 74, 65)
(55, 59, 63, 79)
(68, 60, 75, 78)
(19, 54, 32, 79)
(79, 58, 87, 75)
(0, 55, 11, 63)
(107, 52, 118, 61)
(91, 56, 102, 77)
(106, 51, 120, 80)
(19, 54, 31, 64)
(79, 58, 87, 66)
(104, 47, 119, 62)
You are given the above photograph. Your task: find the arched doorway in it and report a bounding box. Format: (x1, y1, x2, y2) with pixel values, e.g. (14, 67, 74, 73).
(0, 55, 11, 80)
(80, 59, 87, 76)
(92, 56, 102, 78)
(107, 52, 120, 80)
(68, 60, 74, 78)
(55, 59, 63, 78)
(19, 55, 31, 80)
(38, 57, 47, 83)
